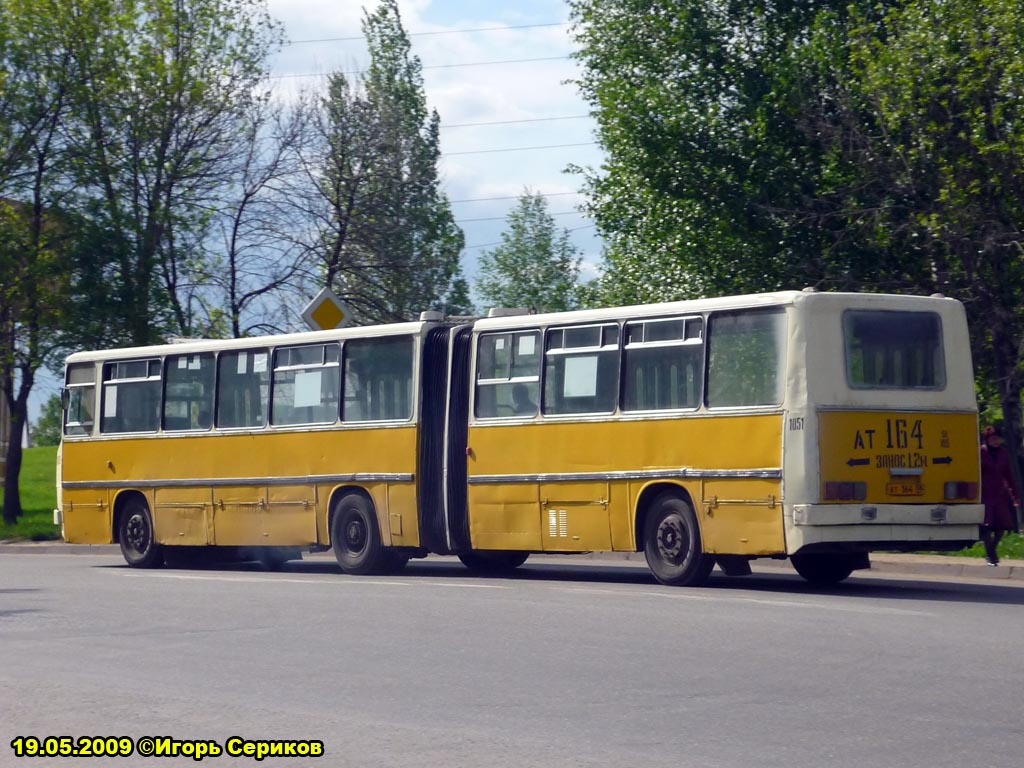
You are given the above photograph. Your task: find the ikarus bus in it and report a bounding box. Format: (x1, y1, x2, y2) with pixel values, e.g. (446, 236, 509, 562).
(55, 290, 982, 586)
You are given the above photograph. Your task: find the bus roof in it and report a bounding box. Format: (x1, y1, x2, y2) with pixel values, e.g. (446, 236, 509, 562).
(472, 290, 961, 332)
(65, 320, 430, 364)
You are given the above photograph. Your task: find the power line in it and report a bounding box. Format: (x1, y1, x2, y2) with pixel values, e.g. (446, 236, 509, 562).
(286, 22, 569, 46)
(462, 223, 597, 250)
(450, 191, 580, 204)
(442, 114, 589, 129)
(445, 141, 596, 156)
(270, 55, 572, 79)
(456, 210, 585, 224)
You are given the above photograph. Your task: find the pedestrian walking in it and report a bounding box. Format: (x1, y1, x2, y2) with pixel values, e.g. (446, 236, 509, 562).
(980, 425, 1020, 565)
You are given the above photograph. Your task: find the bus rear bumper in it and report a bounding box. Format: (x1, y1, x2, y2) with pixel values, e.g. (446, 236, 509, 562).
(785, 503, 983, 553)
(792, 503, 983, 527)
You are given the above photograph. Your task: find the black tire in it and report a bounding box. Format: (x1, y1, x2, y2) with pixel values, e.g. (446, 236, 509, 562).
(643, 492, 714, 586)
(118, 497, 163, 568)
(331, 493, 389, 575)
(458, 550, 530, 573)
(790, 553, 857, 585)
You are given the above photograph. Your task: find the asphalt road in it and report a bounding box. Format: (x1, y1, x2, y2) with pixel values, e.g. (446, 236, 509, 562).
(1, 553, 1023, 768)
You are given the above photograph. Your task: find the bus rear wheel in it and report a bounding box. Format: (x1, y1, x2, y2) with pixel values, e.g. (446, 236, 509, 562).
(643, 493, 714, 587)
(331, 493, 393, 575)
(790, 553, 858, 585)
(118, 497, 163, 569)
(458, 551, 529, 573)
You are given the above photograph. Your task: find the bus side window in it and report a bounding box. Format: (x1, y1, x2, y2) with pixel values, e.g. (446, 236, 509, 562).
(63, 363, 96, 437)
(100, 359, 161, 434)
(622, 317, 703, 411)
(342, 336, 413, 423)
(706, 310, 787, 408)
(543, 324, 618, 415)
(216, 350, 270, 429)
(164, 353, 215, 431)
(476, 331, 541, 418)
(271, 344, 341, 426)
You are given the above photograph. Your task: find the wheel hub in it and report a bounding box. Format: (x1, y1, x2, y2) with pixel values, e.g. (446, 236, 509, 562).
(125, 514, 147, 551)
(657, 515, 686, 563)
(344, 516, 366, 551)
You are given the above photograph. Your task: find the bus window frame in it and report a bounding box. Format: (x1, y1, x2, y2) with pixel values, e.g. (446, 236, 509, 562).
(270, 342, 342, 427)
(542, 322, 621, 419)
(215, 348, 271, 432)
(340, 334, 417, 425)
(99, 358, 163, 435)
(162, 352, 216, 433)
(474, 329, 542, 420)
(704, 308, 788, 411)
(62, 362, 97, 438)
(620, 315, 704, 415)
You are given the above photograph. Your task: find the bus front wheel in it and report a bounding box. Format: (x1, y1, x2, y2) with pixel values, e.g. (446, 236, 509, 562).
(331, 493, 391, 575)
(118, 497, 163, 569)
(791, 553, 857, 585)
(643, 493, 714, 587)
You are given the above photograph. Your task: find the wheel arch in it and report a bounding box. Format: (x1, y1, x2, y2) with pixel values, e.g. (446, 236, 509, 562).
(633, 481, 699, 552)
(326, 484, 380, 547)
(111, 489, 150, 544)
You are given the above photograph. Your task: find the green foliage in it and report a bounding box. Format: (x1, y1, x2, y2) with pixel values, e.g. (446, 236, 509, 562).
(569, 0, 914, 304)
(0, 445, 58, 540)
(571, 0, 1024, 462)
(307, 0, 466, 324)
(57, 0, 283, 346)
(476, 190, 582, 313)
(954, 533, 1024, 561)
(31, 393, 61, 446)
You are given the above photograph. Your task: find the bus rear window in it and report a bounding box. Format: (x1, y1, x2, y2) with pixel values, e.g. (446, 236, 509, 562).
(844, 310, 945, 390)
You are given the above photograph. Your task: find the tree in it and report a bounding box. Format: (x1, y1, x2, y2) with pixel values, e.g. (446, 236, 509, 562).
(296, 0, 466, 324)
(0, 0, 75, 523)
(836, 0, 1024, 476)
(570, 0, 1024, 483)
(568, 0, 911, 305)
(475, 190, 582, 312)
(32, 393, 62, 446)
(208, 98, 314, 337)
(59, 0, 282, 346)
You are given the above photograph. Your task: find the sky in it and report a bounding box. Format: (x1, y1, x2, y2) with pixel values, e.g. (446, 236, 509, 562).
(264, 0, 604, 283)
(26, 0, 606, 426)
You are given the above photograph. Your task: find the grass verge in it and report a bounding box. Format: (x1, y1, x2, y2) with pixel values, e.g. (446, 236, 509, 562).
(0, 445, 60, 541)
(951, 532, 1024, 561)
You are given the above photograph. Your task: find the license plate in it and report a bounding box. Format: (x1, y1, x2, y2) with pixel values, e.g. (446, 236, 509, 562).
(887, 482, 924, 497)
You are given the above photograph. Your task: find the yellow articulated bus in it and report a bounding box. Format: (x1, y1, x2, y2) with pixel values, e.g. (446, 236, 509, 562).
(56, 290, 983, 586)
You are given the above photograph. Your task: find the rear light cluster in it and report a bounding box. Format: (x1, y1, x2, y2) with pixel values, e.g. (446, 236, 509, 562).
(944, 481, 978, 501)
(825, 481, 867, 501)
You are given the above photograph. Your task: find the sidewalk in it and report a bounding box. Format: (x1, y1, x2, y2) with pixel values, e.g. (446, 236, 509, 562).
(2, 540, 1022, 582)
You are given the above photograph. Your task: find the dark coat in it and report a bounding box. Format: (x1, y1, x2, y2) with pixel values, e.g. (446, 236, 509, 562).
(980, 444, 1020, 531)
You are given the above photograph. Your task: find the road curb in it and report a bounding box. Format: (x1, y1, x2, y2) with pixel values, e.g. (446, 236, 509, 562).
(1, 542, 1021, 581)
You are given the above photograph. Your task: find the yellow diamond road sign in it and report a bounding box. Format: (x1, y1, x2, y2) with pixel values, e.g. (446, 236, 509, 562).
(302, 287, 350, 331)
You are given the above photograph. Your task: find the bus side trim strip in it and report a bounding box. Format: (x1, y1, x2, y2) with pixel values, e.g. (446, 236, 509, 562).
(467, 468, 782, 484)
(63, 473, 414, 490)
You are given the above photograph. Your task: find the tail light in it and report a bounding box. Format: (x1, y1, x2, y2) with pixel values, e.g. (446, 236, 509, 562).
(944, 481, 978, 501)
(825, 481, 868, 501)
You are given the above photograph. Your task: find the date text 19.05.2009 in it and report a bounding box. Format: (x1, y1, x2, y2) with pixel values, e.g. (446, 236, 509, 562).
(10, 736, 325, 761)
